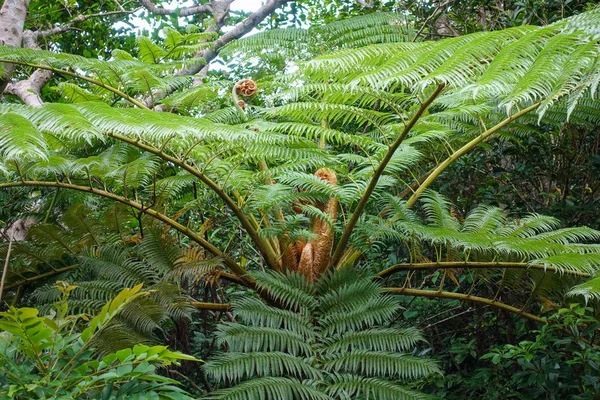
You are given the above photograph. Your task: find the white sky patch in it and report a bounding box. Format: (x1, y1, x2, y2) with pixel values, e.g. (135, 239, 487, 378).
(116, 1, 264, 34)
(231, 0, 264, 12)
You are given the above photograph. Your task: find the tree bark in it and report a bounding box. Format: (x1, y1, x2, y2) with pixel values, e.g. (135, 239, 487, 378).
(0, 0, 31, 93)
(4, 68, 50, 107)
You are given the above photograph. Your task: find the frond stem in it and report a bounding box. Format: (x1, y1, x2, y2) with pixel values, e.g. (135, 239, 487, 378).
(406, 101, 542, 207)
(377, 261, 591, 278)
(190, 301, 231, 311)
(0, 181, 251, 283)
(3, 265, 79, 290)
(331, 83, 445, 268)
(385, 287, 546, 323)
(107, 132, 279, 271)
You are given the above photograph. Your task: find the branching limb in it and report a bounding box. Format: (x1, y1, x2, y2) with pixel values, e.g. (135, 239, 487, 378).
(385, 287, 546, 323)
(179, 0, 293, 77)
(377, 261, 591, 278)
(4, 68, 51, 107)
(330, 84, 445, 268)
(33, 9, 140, 39)
(0, 0, 31, 93)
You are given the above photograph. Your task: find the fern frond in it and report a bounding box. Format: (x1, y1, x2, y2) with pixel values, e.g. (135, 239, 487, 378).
(205, 352, 322, 383)
(249, 270, 318, 313)
(217, 323, 314, 356)
(323, 350, 441, 380)
(325, 327, 425, 353)
(326, 374, 436, 400)
(203, 377, 327, 400)
(231, 297, 314, 337)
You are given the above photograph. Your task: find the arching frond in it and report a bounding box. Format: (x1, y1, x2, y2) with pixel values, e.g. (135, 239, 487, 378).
(204, 268, 437, 399)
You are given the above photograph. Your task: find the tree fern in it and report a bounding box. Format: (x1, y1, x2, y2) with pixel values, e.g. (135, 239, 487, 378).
(0, 10, 599, 320)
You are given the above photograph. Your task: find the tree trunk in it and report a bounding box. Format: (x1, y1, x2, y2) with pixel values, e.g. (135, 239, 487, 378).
(0, 0, 31, 93)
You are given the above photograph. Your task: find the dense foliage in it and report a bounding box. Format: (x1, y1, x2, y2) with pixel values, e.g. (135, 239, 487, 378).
(0, 284, 197, 399)
(0, 0, 599, 398)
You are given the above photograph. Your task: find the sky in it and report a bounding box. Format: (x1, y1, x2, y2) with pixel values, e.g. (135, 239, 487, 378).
(120, 1, 266, 37)
(231, 0, 264, 12)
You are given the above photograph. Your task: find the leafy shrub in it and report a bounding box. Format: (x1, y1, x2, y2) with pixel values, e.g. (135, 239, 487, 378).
(0, 283, 198, 400)
(427, 304, 600, 399)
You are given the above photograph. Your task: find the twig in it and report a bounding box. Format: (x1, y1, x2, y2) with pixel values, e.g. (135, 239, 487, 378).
(0, 231, 15, 304)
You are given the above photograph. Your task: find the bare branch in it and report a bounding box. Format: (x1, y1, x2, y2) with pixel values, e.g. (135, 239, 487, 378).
(4, 68, 51, 107)
(139, 0, 212, 17)
(354, 0, 374, 8)
(180, 0, 292, 77)
(34, 8, 140, 39)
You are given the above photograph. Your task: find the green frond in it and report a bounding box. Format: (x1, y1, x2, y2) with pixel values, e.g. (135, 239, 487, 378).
(323, 350, 441, 380)
(419, 190, 460, 230)
(317, 13, 405, 45)
(255, 121, 384, 150)
(137, 36, 167, 64)
(0, 113, 48, 161)
(166, 256, 224, 286)
(203, 377, 327, 400)
(205, 352, 322, 383)
(159, 83, 223, 113)
(221, 27, 311, 57)
(138, 229, 180, 273)
(319, 295, 400, 335)
(205, 268, 435, 399)
(231, 297, 314, 337)
(265, 101, 398, 131)
(529, 253, 600, 275)
(325, 327, 425, 353)
(318, 278, 381, 315)
(58, 82, 105, 103)
(249, 270, 318, 313)
(222, 12, 407, 68)
(277, 172, 342, 202)
(79, 247, 157, 288)
(326, 375, 436, 400)
(250, 183, 321, 212)
(462, 205, 507, 234)
(567, 275, 600, 301)
(499, 213, 562, 238)
(217, 323, 314, 356)
(531, 226, 600, 244)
